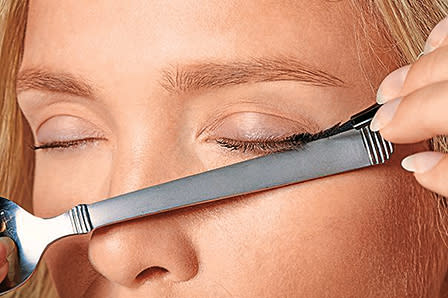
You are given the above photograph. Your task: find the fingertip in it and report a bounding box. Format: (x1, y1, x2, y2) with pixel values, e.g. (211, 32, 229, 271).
(423, 16, 448, 55)
(401, 151, 444, 174)
(404, 152, 448, 198)
(376, 65, 411, 104)
(375, 88, 386, 105)
(370, 97, 402, 133)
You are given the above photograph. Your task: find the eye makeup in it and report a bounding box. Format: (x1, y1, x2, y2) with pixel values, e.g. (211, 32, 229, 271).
(215, 121, 345, 154)
(31, 121, 344, 155)
(30, 113, 345, 155)
(200, 109, 344, 155)
(30, 115, 107, 152)
(31, 137, 106, 151)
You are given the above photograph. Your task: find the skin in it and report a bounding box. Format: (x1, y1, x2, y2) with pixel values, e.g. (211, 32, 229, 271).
(7, 0, 448, 297)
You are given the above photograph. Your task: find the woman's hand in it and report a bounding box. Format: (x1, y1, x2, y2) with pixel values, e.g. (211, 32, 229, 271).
(370, 16, 448, 197)
(0, 237, 16, 283)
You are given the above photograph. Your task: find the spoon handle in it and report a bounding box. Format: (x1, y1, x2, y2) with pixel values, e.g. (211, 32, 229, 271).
(65, 121, 392, 235)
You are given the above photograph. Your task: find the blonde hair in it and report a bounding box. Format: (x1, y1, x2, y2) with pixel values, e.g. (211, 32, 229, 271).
(0, 0, 447, 297)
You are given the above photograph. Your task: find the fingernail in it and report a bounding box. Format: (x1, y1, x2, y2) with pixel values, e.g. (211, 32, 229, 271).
(424, 16, 448, 55)
(401, 151, 445, 173)
(370, 97, 402, 132)
(376, 65, 411, 104)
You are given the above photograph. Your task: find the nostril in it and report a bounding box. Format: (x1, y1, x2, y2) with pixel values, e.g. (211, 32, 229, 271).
(136, 266, 169, 283)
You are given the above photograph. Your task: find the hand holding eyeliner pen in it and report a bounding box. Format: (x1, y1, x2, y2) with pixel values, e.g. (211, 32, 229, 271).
(0, 103, 392, 294)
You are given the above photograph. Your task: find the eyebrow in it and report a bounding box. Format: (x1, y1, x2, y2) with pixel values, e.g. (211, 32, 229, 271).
(161, 56, 346, 94)
(16, 68, 97, 98)
(16, 56, 346, 98)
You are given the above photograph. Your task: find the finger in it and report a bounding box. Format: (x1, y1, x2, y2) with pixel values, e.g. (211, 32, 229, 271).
(370, 80, 448, 143)
(0, 237, 15, 282)
(423, 16, 448, 55)
(376, 16, 448, 104)
(401, 151, 448, 197)
(376, 45, 448, 104)
(403, 44, 448, 94)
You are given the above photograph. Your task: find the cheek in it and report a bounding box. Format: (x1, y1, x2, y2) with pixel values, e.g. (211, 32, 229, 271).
(189, 160, 433, 296)
(32, 140, 438, 296)
(32, 150, 113, 218)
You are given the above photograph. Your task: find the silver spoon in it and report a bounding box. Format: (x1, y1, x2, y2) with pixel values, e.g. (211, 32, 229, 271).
(0, 104, 392, 295)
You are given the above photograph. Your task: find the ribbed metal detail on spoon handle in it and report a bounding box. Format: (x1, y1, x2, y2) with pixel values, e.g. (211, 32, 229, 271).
(359, 126, 394, 165)
(68, 204, 93, 234)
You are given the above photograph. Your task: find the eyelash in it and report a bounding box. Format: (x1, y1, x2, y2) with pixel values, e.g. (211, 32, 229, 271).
(30, 122, 343, 153)
(31, 137, 105, 151)
(216, 135, 306, 153)
(215, 122, 344, 153)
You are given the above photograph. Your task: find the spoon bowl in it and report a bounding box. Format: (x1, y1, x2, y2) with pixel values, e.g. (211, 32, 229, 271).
(0, 197, 74, 295)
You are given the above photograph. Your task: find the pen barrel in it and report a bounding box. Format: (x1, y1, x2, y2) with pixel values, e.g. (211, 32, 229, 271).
(350, 103, 381, 129)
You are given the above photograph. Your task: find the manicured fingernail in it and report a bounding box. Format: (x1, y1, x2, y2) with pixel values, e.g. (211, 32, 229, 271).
(370, 97, 402, 132)
(0, 237, 15, 258)
(376, 65, 411, 104)
(401, 151, 444, 173)
(424, 16, 448, 55)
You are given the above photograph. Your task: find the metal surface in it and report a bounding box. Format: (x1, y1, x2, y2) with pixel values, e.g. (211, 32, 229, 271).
(87, 128, 372, 229)
(0, 108, 393, 295)
(0, 200, 76, 294)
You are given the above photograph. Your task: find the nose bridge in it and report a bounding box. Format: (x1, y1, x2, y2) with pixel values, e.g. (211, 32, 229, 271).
(106, 125, 183, 198)
(106, 144, 197, 198)
(107, 148, 155, 198)
(105, 95, 196, 198)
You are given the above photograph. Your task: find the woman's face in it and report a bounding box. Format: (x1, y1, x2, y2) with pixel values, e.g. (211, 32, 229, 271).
(17, 0, 446, 297)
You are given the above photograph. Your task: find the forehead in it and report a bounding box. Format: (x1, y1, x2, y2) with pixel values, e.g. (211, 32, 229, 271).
(22, 0, 379, 103)
(23, 0, 361, 73)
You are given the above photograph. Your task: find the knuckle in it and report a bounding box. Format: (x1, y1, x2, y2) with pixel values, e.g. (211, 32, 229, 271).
(404, 81, 448, 136)
(416, 45, 448, 82)
(404, 45, 448, 96)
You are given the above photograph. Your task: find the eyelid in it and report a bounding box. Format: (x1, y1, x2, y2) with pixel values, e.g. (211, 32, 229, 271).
(200, 111, 317, 142)
(213, 121, 343, 155)
(36, 115, 106, 144)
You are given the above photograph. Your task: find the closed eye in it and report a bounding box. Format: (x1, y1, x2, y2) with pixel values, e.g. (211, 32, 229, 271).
(30, 137, 106, 152)
(215, 122, 344, 154)
(31, 122, 345, 154)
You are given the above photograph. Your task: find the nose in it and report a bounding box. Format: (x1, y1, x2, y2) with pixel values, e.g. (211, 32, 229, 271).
(88, 144, 200, 288)
(88, 215, 199, 287)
